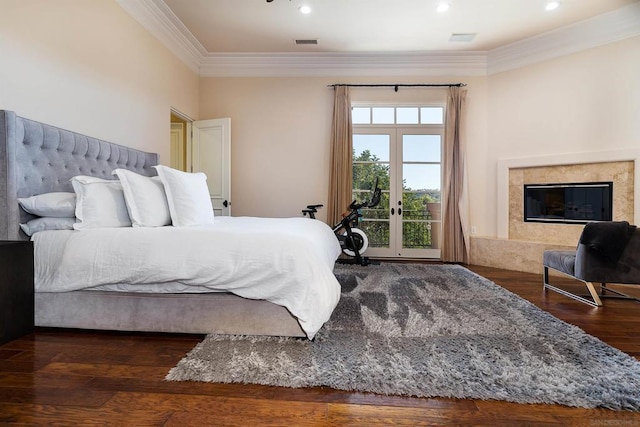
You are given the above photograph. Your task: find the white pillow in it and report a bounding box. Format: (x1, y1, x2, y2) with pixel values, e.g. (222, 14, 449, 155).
(20, 217, 76, 236)
(112, 169, 171, 227)
(71, 176, 132, 229)
(18, 192, 76, 217)
(153, 165, 214, 227)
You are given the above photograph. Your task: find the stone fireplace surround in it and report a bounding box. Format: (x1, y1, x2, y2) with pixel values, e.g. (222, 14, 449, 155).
(470, 149, 639, 274)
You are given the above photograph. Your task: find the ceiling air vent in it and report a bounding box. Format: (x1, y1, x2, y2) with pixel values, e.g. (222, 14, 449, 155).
(295, 39, 318, 45)
(449, 33, 477, 42)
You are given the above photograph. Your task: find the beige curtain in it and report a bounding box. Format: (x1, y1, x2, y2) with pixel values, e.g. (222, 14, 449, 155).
(441, 86, 469, 263)
(327, 86, 353, 226)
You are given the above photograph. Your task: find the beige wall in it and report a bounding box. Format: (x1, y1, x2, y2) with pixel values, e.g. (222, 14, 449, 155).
(485, 36, 640, 237)
(199, 76, 488, 220)
(199, 77, 333, 219)
(0, 0, 199, 162)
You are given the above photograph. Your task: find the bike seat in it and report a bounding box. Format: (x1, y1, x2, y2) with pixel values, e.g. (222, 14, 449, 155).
(306, 204, 323, 210)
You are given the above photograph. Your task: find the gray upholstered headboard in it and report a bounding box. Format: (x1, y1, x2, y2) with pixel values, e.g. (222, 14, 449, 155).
(0, 110, 159, 240)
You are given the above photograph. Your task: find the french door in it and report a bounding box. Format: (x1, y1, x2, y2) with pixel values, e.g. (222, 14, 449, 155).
(353, 127, 443, 259)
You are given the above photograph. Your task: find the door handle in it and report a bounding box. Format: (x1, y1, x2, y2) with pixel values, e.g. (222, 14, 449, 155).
(223, 200, 229, 208)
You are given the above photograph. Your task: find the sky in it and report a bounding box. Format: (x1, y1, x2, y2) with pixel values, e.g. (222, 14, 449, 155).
(353, 133, 441, 191)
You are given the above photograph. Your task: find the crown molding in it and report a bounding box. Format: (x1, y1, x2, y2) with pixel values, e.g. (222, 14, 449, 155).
(488, 2, 640, 75)
(199, 52, 488, 77)
(116, 0, 206, 73)
(117, 1, 640, 77)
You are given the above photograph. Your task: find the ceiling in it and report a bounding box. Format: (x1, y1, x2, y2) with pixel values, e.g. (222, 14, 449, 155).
(161, 0, 638, 53)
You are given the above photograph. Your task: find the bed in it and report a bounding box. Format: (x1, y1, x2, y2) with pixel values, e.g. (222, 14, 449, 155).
(0, 110, 341, 339)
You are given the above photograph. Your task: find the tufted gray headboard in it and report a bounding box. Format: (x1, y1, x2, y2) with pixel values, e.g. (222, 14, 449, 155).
(0, 110, 159, 240)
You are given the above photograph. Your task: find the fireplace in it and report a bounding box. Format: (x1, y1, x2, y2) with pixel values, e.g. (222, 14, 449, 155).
(506, 160, 634, 246)
(470, 154, 636, 275)
(524, 182, 613, 224)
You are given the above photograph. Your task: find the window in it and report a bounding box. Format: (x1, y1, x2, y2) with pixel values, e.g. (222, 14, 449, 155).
(352, 106, 444, 125)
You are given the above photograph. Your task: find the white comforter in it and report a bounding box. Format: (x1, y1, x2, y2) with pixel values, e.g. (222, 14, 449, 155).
(32, 216, 342, 338)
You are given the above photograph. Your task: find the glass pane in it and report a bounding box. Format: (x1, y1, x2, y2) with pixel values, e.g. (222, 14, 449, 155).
(355, 191, 389, 219)
(352, 107, 370, 124)
(402, 222, 434, 249)
(360, 221, 389, 248)
(402, 164, 441, 192)
(353, 134, 390, 162)
(420, 107, 444, 124)
(402, 192, 439, 220)
(402, 134, 441, 162)
(372, 107, 394, 124)
(396, 107, 419, 124)
(352, 164, 390, 193)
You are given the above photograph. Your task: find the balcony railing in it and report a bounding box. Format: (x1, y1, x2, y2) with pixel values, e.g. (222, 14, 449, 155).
(359, 207, 440, 250)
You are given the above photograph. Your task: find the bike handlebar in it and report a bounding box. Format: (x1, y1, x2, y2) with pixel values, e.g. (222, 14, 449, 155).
(349, 178, 381, 210)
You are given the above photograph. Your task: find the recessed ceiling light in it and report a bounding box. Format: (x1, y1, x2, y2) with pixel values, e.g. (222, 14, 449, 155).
(436, 1, 450, 13)
(545, 1, 560, 11)
(298, 5, 311, 14)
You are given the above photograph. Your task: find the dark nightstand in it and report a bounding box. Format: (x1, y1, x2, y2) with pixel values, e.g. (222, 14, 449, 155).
(0, 241, 34, 345)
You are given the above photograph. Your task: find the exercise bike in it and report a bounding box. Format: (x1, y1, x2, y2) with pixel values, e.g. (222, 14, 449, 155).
(302, 178, 381, 266)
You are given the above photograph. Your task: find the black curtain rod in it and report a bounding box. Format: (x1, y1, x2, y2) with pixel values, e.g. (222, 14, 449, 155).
(328, 83, 466, 92)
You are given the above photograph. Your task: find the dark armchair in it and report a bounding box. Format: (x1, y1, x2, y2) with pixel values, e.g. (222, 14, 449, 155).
(543, 221, 640, 306)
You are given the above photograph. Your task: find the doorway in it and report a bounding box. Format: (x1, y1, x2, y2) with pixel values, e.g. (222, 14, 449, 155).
(352, 106, 444, 259)
(169, 109, 232, 217)
(170, 110, 191, 172)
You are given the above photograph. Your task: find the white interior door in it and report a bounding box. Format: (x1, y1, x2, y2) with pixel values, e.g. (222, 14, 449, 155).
(192, 118, 231, 216)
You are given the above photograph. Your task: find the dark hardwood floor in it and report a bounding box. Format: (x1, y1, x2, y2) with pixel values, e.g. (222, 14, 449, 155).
(1, 265, 639, 426)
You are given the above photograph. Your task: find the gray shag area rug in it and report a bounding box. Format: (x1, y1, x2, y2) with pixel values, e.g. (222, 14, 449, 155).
(166, 263, 640, 410)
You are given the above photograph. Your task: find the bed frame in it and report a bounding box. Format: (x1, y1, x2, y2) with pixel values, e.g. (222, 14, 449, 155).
(0, 110, 305, 337)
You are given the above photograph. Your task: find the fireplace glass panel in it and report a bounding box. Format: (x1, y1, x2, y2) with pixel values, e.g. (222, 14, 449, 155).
(524, 182, 613, 224)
